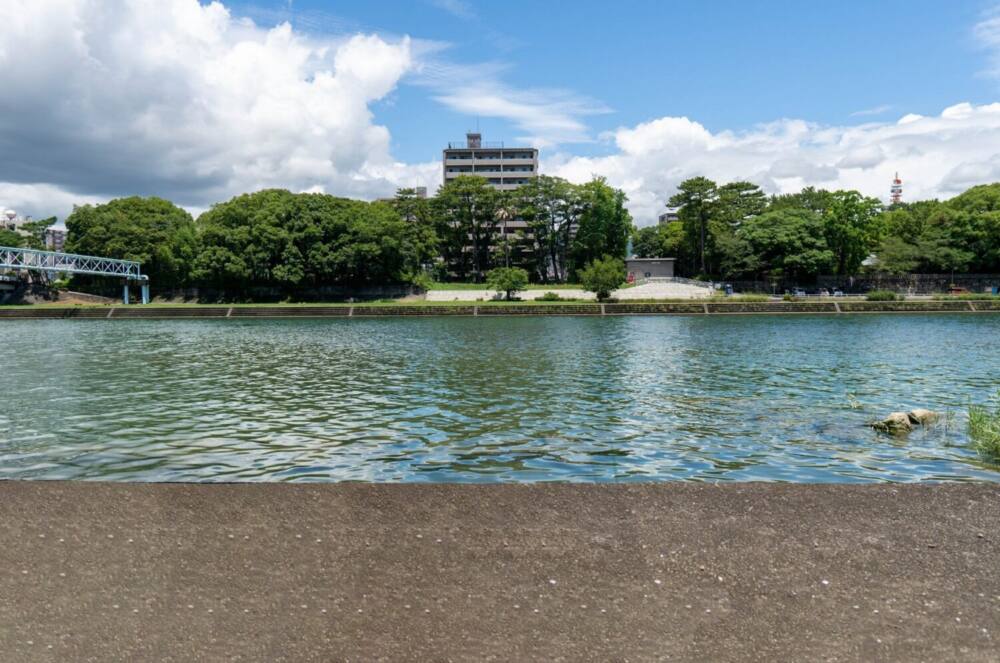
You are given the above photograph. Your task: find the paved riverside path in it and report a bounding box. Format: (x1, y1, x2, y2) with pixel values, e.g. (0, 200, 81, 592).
(1, 482, 998, 661)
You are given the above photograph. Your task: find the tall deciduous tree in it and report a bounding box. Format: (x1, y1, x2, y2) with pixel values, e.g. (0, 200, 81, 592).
(822, 190, 883, 275)
(738, 208, 834, 282)
(511, 175, 579, 283)
(432, 176, 498, 282)
(571, 177, 633, 279)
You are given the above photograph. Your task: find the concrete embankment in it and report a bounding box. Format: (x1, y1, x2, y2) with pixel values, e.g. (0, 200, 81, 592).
(1, 299, 999, 319)
(0, 482, 997, 661)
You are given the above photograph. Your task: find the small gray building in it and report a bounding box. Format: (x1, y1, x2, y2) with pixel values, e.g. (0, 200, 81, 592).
(626, 258, 675, 280)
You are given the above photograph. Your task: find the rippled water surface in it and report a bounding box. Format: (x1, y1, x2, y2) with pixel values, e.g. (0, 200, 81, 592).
(2, 315, 999, 482)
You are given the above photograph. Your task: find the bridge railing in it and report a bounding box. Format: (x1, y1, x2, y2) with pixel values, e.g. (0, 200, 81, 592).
(0, 246, 145, 281)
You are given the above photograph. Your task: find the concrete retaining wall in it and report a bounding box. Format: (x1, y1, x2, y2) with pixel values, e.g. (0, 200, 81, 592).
(3, 300, 1000, 319)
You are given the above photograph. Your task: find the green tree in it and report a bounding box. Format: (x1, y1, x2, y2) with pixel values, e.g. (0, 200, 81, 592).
(18, 217, 57, 250)
(716, 182, 767, 227)
(392, 188, 440, 280)
(579, 255, 625, 300)
(195, 189, 428, 293)
(632, 225, 664, 258)
(0, 228, 23, 247)
(874, 235, 922, 274)
(511, 175, 579, 283)
(65, 197, 198, 290)
(669, 177, 718, 276)
(570, 177, 633, 278)
(432, 176, 498, 282)
(486, 266, 529, 300)
(769, 187, 834, 214)
(822, 190, 883, 275)
(738, 208, 834, 282)
(947, 183, 1000, 214)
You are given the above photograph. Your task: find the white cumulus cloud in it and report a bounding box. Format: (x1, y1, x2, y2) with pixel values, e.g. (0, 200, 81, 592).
(547, 103, 1000, 226)
(0, 0, 437, 219)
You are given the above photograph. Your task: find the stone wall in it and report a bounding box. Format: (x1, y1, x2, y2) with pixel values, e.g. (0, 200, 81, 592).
(4, 300, 1000, 319)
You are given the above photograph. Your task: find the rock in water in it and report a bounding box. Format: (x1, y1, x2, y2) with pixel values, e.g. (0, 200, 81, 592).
(872, 412, 914, 434)
(908, 409, 939, 425)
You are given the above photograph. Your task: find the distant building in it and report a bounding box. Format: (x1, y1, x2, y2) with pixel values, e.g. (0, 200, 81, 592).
(376, 185, 428, 205)
(626, 258, 676, 281)
(45, 227, 67, 252)
(1, 208, 31, 234)
(658, 207, 680, 225)
(443, 133, 539, 191)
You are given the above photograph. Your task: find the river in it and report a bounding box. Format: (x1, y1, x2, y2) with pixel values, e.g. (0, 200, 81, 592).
(2, 315, 999, 482)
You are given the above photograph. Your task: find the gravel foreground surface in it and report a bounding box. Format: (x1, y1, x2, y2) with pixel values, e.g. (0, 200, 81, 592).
(1, 482, 998, 662)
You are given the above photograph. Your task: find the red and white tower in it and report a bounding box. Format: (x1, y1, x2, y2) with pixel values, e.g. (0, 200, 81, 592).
(890, 172, 903, 205)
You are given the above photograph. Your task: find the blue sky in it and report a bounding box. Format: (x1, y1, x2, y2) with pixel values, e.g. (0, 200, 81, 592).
(230, 0, 1000, 163)
(2, 1, 1000, 223)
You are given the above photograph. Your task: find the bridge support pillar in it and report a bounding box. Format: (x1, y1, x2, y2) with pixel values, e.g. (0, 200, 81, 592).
(122, 283, 130, 305)
(141, 283, 149, 305)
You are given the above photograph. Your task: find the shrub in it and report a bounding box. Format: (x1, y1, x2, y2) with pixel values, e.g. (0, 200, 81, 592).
(409, 272, 433, 291)
(933, 293, 1000, 301)
(486, 267, 529, 301)
(866, 290, 901, 301)
(969, 392, 1000, 463)
(537, 292, 563, 301)
(579, 256, 625, 301)
(782, 293, 798, 302)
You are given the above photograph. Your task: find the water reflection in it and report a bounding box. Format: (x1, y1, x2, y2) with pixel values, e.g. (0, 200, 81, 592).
(1, 315, 999, 482)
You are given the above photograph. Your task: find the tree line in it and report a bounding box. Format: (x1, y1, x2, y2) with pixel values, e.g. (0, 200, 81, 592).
(634, 178, 1000, 283)
(60, 175, 632, 293)
(39, 176, 1000, 295)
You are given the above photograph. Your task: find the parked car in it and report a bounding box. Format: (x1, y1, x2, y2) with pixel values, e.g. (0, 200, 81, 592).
(833, 290, 845, 297)
(793, 288, 806, 297)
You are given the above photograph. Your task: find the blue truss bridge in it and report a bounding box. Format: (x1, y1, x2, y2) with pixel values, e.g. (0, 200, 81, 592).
(0, 245, 149, 304)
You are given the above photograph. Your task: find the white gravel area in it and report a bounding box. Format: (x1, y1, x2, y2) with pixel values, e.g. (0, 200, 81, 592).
(425, 282, 714, 301)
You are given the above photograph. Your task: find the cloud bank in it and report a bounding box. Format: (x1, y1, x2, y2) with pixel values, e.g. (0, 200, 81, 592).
(0, 0, 438, 218)
(548, 103, 1000, 225)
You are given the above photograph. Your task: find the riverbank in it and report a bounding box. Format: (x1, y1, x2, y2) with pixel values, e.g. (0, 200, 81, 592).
(1, 482, 997, 661)
(2, 299, 999, 318)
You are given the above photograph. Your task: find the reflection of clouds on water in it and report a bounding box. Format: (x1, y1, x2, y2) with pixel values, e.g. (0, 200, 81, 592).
(1, 315, 999, 483)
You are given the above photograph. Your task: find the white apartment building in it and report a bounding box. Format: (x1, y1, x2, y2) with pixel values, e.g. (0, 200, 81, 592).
(443, 133, 539, 191)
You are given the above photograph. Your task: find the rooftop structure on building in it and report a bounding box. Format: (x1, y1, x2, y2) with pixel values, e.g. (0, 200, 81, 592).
(443, 133, 539, 191)
(658, 207, 681, 225)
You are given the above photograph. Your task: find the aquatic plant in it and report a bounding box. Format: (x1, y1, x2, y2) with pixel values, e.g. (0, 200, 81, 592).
(968, 392, 1000, 463)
